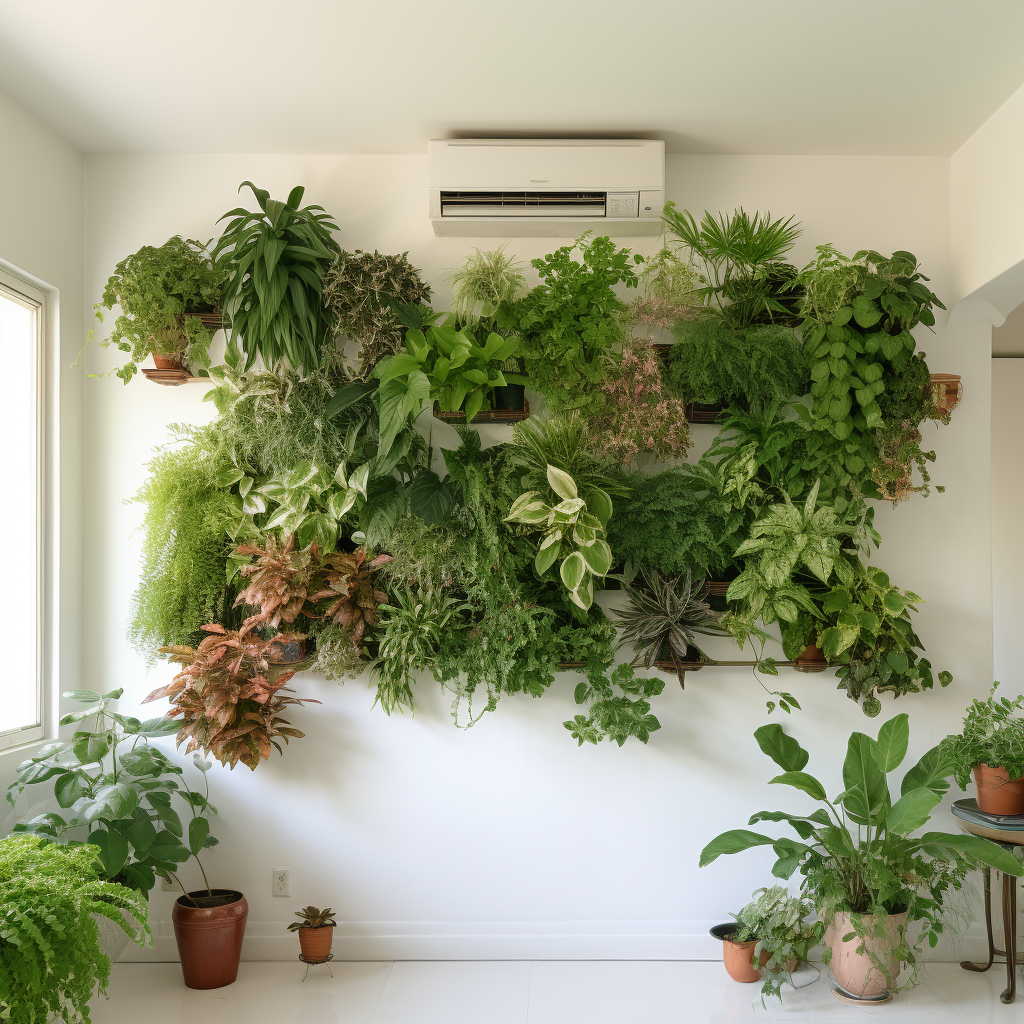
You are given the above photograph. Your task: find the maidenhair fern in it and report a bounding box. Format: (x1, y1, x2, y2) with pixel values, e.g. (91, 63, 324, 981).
(0, 835, 149, 1024)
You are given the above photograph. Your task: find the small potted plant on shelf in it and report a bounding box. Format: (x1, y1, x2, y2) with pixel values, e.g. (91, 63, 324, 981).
(0, 835, 150, 1022)
(700, 716, 1022, 1004)
(612, 569, 731, 685)
(92, 235, 224, 383)
(288, 905, 338, 961)
(942, 682, 1024, 815)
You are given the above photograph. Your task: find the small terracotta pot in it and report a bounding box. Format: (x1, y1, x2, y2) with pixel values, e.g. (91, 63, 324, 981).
(172, 890, 248, 989)
(152, 353, 186, 371)
(710, 924, 762, 983)
(298, 925, 334, 961)
(928, 373, 962, 415)
(825, 910, 906, 1001)
(794, 641, 828, 673)
(974, 764, 1024, 815)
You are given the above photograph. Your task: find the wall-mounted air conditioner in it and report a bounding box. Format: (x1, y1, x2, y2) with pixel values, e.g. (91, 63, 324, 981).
(428, 139, 665, 237)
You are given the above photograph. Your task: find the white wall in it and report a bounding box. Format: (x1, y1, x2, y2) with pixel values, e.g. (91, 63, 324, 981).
(992, 359, 1024, 689)
(0, 88, 83, 792)
(76, 152, 998, 961)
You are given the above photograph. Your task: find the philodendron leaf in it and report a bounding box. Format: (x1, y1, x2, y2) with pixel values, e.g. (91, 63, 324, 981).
(699, 830, 776, 867)
(535, 539, 561, 576)
(89, 828, 129, 878)
(546, 464, 578, 501)
(754, 723, 809, 772)
(560, 551, 587, 592)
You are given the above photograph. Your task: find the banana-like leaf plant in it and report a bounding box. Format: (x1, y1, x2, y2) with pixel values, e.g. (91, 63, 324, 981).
(214, 182, 340, 373)
(504, 464, 613, 611)
(700, 715, 1022, 992)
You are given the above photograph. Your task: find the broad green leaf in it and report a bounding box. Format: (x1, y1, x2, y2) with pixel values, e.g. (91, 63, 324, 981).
(586, 487, 613, 525)
(842, 733, 890, 825)
(699, 829, 775, 867)
(189, 817, 210, 855)
(918, 833, 1024, 876)
(560, 551, 587, 592)
(546, 465, 578, 501)
(535, 540, 561, 575)
(769, 771, 828, 802)
(901, 745, 953, 797)
(886, 788, 941, 835)
(753, 723, 809, 772)
(89, 828, 129, 878)
(873, 714, 909, 774)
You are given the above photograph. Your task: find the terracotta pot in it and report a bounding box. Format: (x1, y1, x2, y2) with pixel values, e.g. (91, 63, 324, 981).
(825, 910, 906, 1001)
(794, 641, 828, 674)
(928, 373, 962, 415)
(152, 353, 187, 371)
(172, 890, 248, 989)
(710, 924, 762, 983)
(298, 925, 334, 961)
(974, 764, 1024, 815)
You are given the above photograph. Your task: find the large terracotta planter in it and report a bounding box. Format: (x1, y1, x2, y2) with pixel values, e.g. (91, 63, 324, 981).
(710, 924, 762, 983)
(298, 925, 334, 961)
(825, 911, 906, 1001)
(172, 890, 248, 989)
(974, 764, 1024, 815)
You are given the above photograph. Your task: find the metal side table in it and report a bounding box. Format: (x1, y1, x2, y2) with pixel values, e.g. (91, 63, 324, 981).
(953, 805, 1024, 1004)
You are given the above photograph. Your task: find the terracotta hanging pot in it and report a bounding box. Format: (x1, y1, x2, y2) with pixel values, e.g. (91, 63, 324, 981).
(710, 924, 763, 983)
(825, 911, 906, 1003)
(172, 890, 248, 989)
(974, 764, 1024, 815)
(928, 373, 962, 416)
(794, 640, 828, 673)
(267, 637, 307, 664)
(298, 925, 334, 961)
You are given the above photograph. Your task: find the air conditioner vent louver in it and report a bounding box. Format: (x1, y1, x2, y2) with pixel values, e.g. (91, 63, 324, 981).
(440, 190, 606, 218)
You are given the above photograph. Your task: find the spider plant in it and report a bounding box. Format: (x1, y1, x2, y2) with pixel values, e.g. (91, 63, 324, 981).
(449, 244, 527, 324)
(613, 569, 731, 684)
(213, 182, 340, 373)
(661, 204, 802, 327)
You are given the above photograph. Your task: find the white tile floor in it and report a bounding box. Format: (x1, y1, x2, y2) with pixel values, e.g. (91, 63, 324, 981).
(88, 959, 1024, 1024)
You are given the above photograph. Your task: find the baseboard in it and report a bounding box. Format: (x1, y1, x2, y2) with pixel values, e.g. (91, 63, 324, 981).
(118, 916, 992, 963)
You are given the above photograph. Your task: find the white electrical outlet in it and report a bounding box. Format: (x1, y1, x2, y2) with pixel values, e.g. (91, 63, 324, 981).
(160, 874, 175, 892)
(272, 867, 290, 897)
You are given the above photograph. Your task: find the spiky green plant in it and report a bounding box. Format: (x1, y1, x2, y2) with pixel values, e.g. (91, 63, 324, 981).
(613, 570, 731, 680)
(214, 182, 340, 373)
(449, 244, 527, 324)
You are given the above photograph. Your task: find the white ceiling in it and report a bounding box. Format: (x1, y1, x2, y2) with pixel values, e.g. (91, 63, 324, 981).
(1, 0, 1023, 155)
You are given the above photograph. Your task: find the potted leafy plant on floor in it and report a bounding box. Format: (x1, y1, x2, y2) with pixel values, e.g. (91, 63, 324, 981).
(700, 716, 1022, 1003)
(0, 834, 149, 1023)
(92, 235, 224, 382)
(289, 906, 338, 961)
(941, 682, 1024, 815)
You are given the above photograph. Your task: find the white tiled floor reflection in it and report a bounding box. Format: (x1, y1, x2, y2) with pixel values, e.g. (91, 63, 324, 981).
(88, 960, 1024, 1023)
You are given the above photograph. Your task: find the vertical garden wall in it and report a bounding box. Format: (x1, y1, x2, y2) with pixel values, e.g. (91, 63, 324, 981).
(68, 151, 993, 961)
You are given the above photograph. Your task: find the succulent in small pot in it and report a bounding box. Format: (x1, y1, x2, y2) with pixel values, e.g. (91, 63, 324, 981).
(288, 905, 338, 961)
(941, 683, 1024, 816)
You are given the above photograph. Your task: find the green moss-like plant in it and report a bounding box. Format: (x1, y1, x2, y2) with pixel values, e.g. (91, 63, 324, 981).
(0, 835, 149, 1024)
(129, 436, 237, 657)
(664, 318, 807, 410)
(93, 236, 223, 383)
(606, 468, 737, 579)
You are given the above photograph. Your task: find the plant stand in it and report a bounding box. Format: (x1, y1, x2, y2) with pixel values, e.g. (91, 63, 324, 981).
(432, 401, 530, 424)
(299, 952, 334, 982)
(961, 865, 1022, 1003)
(141, 367, 204, 386)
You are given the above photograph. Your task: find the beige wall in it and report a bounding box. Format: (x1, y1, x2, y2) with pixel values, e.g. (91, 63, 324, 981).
(0, 88, 83, 792)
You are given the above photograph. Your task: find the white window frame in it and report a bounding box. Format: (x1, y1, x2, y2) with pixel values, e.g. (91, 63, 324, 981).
(0, 268, 48, 752)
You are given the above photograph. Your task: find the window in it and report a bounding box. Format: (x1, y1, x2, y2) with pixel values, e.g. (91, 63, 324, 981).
(0, 270, 45, 750)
